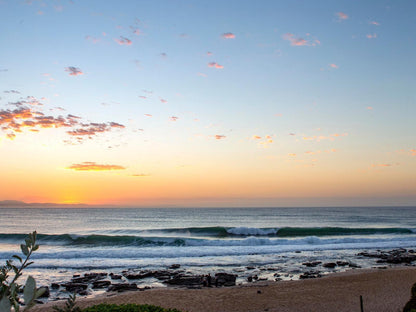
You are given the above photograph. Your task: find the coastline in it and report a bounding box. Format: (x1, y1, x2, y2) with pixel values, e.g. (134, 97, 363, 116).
(33, 266, 416, 312)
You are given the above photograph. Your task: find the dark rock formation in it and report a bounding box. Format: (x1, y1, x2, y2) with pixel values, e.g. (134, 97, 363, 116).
(92, 280, 111, 289)
(299, 271, 321, 279)
(323, 262, 336, 268)
(302, 261, 321, 267)
(215, 273, 237, 286)
(358, 248, 416, 264)
(107, 283, 138, 292)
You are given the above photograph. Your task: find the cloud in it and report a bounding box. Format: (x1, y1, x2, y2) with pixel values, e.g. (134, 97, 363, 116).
(302, 133, 348, 142)
(208, 62, 224, 69)
(67, 122, 125, 138)
(252, 135, 262, 140)
(371, 163, 394, 168)
(144, 114, 152, 117)
(282, 33, 319, 47)
(170, 116, 179, 122)
(160, 98, 168, 104)
(0, 98, 125, 142)
(214, 135, 226, 140)
(288, 153, 297, 157)
(85, 35, 100, 44)
(369, 21, 380, 26)
(66, 162, 126, 171)
(366, 33, 377, 39)
(411, 149, 416, 156)
(115, 36, 132, 45)
(221, 32, 235, 39)
(130, 27, 141, 36)
(329, 63, 339, 69)
(65, 67, 83, 76)
(3, 90, 20, 94)
(336, 12, 349, 21)
(131, 173, 150, 177)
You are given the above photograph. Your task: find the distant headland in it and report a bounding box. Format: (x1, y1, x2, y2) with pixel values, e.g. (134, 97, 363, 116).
(0, 200, 91, 208)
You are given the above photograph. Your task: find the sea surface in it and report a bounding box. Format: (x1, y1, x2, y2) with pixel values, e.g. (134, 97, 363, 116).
(1, 206, 416, 296)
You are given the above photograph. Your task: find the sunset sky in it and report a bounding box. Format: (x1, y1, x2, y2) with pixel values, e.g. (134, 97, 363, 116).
(0, 0, 415, 207)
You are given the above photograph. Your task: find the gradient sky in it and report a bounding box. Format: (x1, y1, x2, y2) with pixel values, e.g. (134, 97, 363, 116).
(0, 0, 415, 207)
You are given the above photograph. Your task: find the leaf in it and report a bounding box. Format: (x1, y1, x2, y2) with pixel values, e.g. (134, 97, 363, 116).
(23, 276, 36, 305)
(0, 296, 11, 312)
(32, 245, 39, 251)
(35, 287, 46, 299)
(20, 244, 29, 256)
(12, 255, 22, 263)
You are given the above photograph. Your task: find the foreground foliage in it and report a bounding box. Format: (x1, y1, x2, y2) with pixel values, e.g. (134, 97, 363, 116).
(0, 231, 45, 312)
(82, 303, 183, 312)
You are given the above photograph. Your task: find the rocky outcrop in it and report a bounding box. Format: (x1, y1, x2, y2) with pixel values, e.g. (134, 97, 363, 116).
(214, 273, 237, 286)
(358, 248, 416, 264)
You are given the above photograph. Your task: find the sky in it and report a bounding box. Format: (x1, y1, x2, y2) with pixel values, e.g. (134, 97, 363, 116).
(0, 0, 415, 207)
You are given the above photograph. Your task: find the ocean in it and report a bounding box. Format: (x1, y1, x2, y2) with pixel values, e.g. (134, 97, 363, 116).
(1, 206, 416, 298)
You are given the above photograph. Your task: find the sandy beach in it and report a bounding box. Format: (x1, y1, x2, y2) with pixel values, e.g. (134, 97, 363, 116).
(33, 267, 416, 312)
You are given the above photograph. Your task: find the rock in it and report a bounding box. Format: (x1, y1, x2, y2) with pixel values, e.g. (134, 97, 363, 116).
(164, 275, 202, 287)
(123, 269, 175, 280)
(92, 280, 111, 289)
(247, 276, 253, 282)
(51, 283, 60, 290)
(107, 283, 138, 292)
(109, 273, 122, 280)
(336, 261, 349, 266)
(62, 282, 88, 293)
(71, 272, 107, 284)
(302, 261, 321, 267)
(299, 271, 321, 279)
(215, 273, 237, 287)
(246, 266, 256, 270)
(323, 262, 336, 268)
(358, 249, 416, 265)
(169, 264, 181, 269)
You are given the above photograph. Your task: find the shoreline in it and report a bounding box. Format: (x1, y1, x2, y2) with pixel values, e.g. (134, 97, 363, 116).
(33, 266, 416, 312)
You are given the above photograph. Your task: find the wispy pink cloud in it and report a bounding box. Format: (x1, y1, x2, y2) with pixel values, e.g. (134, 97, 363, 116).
(66, 162, 126, 171)
(85, 35, 100, 44)
(115, 36, 132, 45)
(221, 32, 235, 39)
(214, 135, 226, 140)
(282, 33, 319, 47)
(160, 98, 168, 104)
(371, 163, 394, 168)
(329, 63, 339, 69)
(170, 116, 179, 122)
(208, 62, 224, 69)
(369, 21, 380, 26)
(65, 67, 83, 76)
(366, 33, 377, 39)
(336, 12, 349, 21)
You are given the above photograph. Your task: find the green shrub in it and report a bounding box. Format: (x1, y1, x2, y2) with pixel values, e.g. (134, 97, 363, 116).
(82, 303, 184, 312)
(0, 231, 44, 312)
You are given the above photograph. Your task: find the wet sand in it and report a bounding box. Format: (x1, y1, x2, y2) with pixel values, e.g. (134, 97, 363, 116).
(33, 267, 416, 312)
